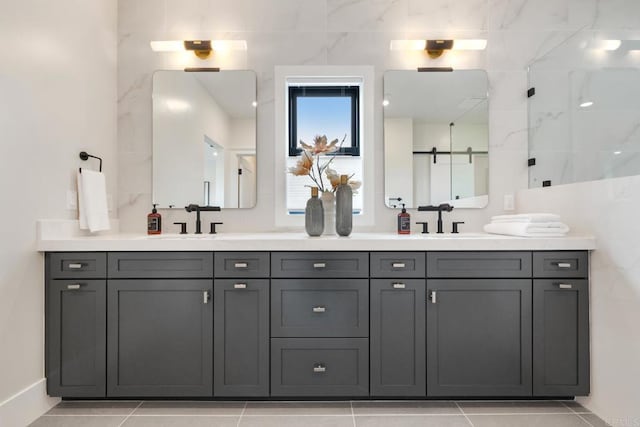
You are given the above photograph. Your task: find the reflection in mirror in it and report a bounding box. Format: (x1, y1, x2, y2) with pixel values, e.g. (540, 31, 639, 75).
(384, 70, 489, 209)
(528, 32, 640, 188)
(153, 70, 256, 209)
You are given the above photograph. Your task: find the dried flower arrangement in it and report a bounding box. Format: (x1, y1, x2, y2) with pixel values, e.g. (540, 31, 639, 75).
(288, 135, 362, 194)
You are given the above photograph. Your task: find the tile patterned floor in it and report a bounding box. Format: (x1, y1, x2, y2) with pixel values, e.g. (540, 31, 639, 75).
(28, 400, 611, 427)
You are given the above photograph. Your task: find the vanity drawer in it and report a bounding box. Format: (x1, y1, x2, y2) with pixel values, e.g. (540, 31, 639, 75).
(370, 252, 425, 278)
(271, 338, 369, 397)
(107, 252, 213, 278)
(214, 252, 269, 278)
(427, 252, 532, 278)
(271, 279, 368, 337)
(533, 252, 588, 278)
(271, 252, 368, 278)
(48, 253, 107, 279)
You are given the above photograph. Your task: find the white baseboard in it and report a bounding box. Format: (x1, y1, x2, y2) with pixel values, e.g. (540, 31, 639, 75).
(0, 379, 59, 427)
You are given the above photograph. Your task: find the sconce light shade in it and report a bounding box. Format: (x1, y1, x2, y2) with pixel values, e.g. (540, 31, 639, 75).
(150, 39, 248, 59)
(390, 39, 487, 58)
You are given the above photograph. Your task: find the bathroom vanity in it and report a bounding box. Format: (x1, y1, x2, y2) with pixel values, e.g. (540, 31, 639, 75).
(41, 233, 593, 400)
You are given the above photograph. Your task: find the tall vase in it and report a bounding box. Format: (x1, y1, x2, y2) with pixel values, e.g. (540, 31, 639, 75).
(335, 175, 353, 236)
(320, 191, 336, 236)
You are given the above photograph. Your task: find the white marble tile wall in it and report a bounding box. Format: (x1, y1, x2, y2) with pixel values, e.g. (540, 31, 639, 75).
(117, 0, 637, 234)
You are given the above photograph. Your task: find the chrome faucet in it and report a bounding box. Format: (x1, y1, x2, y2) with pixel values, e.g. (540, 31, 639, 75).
(418, 203, 454, 234)
(185, 204, 221, 234)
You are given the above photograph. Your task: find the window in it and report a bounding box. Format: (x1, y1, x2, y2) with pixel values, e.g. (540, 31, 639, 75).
(288, 86, 360, 156)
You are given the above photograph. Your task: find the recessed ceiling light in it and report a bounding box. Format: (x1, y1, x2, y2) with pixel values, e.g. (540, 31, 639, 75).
(614, 151, 622, 155)
(382, 99, 390, 106)
(580, 101, 594, 108)
(252, 101, 258, 107)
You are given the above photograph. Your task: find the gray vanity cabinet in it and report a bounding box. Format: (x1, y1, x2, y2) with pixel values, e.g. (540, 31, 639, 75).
(107, 279, 213, 397)
(426, 279, 533, 396)
(214, 279, 269, 396)
(46, 279, 106, 397)
(370, 279, 426, 397)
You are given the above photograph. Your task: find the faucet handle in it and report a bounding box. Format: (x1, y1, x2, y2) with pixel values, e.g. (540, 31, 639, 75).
(210, 222, 223, 234)
(416, 221, 429, 234)
(173, 222, 188, 234)
(452, 221, 465, 234)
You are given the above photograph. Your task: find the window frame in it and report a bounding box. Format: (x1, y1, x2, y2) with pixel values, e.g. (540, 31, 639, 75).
(288, 85, 360, 157)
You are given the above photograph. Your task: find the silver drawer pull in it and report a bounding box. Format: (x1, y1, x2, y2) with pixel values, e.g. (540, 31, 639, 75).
(203, 291, 210, 304)
(313, 364, 326, 373)
(313, 262, 326, 269)
(392, 262, 406, 268)
(66, 284, 82, 290)
(556, 262, 572, 268)
(234, 283, 247, 289)
(312, 306, 326, 313)
(430, 290, 437, 304)
(392, 283, 406, 289)
(68, 263, 84, 269)
(558, 283, 573, 289)
(234, 262, 248, 269)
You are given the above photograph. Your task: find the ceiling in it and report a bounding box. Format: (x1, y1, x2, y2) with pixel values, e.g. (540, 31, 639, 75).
(193, 71, 256, 119)
(383, 70, 488, 125)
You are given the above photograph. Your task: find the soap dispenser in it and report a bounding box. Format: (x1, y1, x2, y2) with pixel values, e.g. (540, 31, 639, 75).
(147, 204, 162, 235)
(397, 203, 410, 234)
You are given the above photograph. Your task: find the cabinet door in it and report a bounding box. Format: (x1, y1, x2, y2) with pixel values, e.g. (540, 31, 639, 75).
(214, 279, 269, 396)
(370, 279, 425, 397)
(47, 280, 106, 397)
(533, 279, 589, 396)
(107, 279, 213, 397)
(427, 279, 532, 397)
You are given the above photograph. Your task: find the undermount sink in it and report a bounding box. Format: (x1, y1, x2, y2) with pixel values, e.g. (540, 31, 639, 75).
(143, 234, 217, 240)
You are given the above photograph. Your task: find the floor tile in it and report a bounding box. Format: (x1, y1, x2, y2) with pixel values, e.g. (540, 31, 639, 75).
(239, 415, 354, 427)
(46, 401, 141, 415)
(244, 401, 351, 415)
(468, 414, 591, 427)
(352, 400, 461, 415)
(355, 415, 472, 427)
(123, 416, 239, 426)
(29, 416, 126, 427)
(578, 413, 612, 427)
(458, 400, 574, 414)
(133, 401, 245, 415)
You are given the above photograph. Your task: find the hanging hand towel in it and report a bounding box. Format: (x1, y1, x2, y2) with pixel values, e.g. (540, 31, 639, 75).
(484, 222, 569, 237)
(490, 213, 562, 223)
(77, 169, 111, 232)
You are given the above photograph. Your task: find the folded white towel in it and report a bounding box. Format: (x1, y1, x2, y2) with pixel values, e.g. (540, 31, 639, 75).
(484, 222, 569, 237)
(491, 213, 561, 224)
(77, 170, 110, 233)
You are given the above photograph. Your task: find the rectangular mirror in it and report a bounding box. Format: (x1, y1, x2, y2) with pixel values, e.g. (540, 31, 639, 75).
(152, 70, 257, 209)
(383, 70, 489, 209)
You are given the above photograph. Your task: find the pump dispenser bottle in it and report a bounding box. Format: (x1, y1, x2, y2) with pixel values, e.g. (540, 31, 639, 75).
(397, 203, 410, 234)
(147, 204, 162, 235)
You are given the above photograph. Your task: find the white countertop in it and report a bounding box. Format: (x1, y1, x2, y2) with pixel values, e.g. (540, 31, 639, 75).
(36, 231, 597, 252)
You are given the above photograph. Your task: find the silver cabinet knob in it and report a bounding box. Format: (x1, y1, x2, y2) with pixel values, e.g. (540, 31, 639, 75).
(313, 262, 326, 269)
(312, 306, 326, 313)
(430, 290, 437, 304)
(234, 262, 248, 269)
(66, 283, 82, 290)
(203, 291, 210, 304)
(392, 283, 406, 289)
(68, 263, 84, 269)
(557, 283, 573, 289)
(556, 262, 572, 268)
(234, 283, 247, 289)
(392, 262, 406, 268)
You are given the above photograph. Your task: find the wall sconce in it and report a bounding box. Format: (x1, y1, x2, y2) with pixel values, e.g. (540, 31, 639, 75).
(390, 39, 487, 58)
(150, 40, 247, 59)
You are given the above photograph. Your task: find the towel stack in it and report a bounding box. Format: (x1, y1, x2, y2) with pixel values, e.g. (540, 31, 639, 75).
(483, 213, 569, 237)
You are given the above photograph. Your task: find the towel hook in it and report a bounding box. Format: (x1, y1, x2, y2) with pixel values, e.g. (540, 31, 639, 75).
(79, 151, 102, 173)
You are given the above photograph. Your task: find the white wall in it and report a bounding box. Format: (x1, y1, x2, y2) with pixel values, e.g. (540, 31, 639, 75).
(518, 177, 640, 427)
(0, 0, 117, 423)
